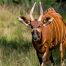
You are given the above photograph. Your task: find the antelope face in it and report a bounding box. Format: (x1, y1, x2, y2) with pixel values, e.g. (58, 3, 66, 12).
(30, 20, 43, 41)
(18, 2, 43, 41)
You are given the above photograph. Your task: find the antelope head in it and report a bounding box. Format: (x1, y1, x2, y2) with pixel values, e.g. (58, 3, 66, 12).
(18, 2, 43, 41)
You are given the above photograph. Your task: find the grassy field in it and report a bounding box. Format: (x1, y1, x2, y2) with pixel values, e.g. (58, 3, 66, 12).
(0, 5, 66, 66)
(0, 5, 39, 66)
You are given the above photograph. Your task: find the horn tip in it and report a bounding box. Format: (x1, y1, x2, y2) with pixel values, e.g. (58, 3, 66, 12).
(34, 2, 36, 4)
(39, 2, 41, 4)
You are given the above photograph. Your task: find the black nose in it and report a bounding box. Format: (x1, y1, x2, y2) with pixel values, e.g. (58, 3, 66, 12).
(32, 35, 38, 40)
(32, 29, 39, 41)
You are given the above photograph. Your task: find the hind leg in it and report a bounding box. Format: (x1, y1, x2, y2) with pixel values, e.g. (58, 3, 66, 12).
(60, 43, 65, 66)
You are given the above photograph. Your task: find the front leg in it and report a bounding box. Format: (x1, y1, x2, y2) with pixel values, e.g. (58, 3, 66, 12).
(49, 51, 55, 66)
(41, 46, 49, 66)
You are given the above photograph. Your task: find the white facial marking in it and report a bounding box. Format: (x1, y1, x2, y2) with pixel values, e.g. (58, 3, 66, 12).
(18, 17, 28, 26)
(43, 24, 46, 26)
(48, 17, 54, 22)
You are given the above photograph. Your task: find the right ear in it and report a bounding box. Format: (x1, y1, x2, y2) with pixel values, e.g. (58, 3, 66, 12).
(18, 16, 31, 26)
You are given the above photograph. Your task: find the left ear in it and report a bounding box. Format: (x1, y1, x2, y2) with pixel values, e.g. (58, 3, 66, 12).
(48, 17, 54, 23)
(18, 16, 31, 26)
(43, 17, 54, 25)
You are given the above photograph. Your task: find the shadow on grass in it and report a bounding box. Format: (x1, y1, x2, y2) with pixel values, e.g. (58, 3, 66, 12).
(0, 37, 32, 54)
(0, 37, 40, 66)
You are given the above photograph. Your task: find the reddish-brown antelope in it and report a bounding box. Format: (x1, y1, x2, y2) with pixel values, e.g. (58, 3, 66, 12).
(18, 2, 66, 66)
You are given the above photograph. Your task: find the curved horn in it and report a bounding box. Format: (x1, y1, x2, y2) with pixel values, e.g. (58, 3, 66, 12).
(38, 2, 43, 21)
(30, 2, 36, 21)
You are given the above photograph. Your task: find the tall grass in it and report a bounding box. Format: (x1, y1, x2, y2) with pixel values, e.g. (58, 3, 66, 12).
(0, 5, 39, 66)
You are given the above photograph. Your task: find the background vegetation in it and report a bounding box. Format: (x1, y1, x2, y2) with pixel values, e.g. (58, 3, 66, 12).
(0, 0, 66, 66)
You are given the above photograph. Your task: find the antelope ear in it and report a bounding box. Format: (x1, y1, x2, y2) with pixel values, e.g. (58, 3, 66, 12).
(18, 16, 31, 26)
(43, 17, 54, 26)
(48, 17, 54, 23)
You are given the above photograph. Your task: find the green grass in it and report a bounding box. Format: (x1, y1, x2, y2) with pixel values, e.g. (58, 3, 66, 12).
(0, 4, 66, 66)
(0, 37, 40, 66)
(0, 5, 39, 66)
